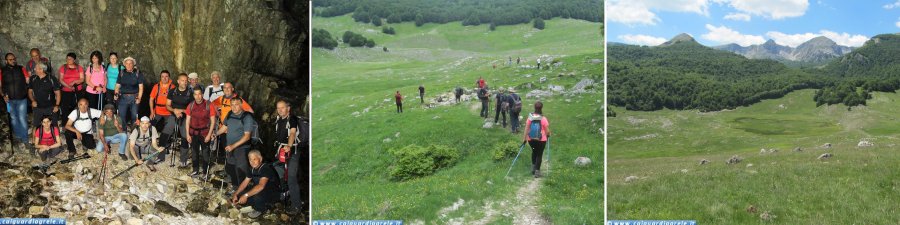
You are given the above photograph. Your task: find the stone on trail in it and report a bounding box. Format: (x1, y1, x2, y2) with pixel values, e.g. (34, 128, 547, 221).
(126, 218, 142, 225)
(793, 147, 802, 152)
(699, 159, 710, 165)
(726, 155, 742, 165)
(822, 143, 832, 148)
(858, 140, 873, 147)
(574, 157, 591, 166)
(483, 122, 493, 129)
(154, 200, 184, 217)
(625, 176, 639, 183)
(818, 153, 832, 160)
(382, 138, 392, 143)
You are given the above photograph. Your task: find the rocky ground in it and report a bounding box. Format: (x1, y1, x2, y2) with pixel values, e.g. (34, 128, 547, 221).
(0, 141, 307, 225)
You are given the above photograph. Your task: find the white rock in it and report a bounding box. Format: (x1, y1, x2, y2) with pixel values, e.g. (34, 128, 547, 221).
(126, 218, 142, 225)
(574, 157, 591, 166)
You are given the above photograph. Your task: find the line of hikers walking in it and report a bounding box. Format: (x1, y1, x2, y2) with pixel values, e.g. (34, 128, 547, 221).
(391, 74, 551, 178)
(1, 49, 309, 218)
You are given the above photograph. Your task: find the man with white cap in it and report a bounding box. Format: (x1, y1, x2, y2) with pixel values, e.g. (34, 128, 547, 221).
(129, 116, 164, 170)
(114, 57, 145, 131)
(187, 72, 203, 94)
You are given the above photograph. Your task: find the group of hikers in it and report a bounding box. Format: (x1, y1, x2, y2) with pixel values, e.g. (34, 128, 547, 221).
(392, 75, 552, 178)
(1, 48, 309, 218)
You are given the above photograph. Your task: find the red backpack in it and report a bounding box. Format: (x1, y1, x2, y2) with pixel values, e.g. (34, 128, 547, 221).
(188, 100, 214, 135)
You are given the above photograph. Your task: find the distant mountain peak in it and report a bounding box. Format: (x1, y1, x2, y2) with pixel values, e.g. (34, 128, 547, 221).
(660, 33, 697, 47)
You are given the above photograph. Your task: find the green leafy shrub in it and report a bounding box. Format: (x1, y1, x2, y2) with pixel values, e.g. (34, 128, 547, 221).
(389, 144, 460, 181)
(492, 141, 523, 161)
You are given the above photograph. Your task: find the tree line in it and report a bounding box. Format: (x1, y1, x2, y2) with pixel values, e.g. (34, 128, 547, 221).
(610, 33, 900, 111)
(312, 0, 601, 28)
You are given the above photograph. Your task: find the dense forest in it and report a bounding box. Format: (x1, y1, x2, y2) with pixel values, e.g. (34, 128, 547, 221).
(312, 0, 602, 27)
(610, 33, 900, 111)
(609, 39, 827, 111)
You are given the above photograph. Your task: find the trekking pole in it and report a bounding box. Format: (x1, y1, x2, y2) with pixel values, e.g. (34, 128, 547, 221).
(99, 142, 110, 186)
(5, 102, 13, 158)
(505, 141, 528, 177)
(545, 137, 550, 176)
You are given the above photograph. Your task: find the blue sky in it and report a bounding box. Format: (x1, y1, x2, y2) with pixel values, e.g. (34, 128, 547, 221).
(608, 0, 900, 47)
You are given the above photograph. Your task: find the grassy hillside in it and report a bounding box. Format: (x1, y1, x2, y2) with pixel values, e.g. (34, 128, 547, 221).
(312, 15, 603, 224)
(608, 89, 900, 224)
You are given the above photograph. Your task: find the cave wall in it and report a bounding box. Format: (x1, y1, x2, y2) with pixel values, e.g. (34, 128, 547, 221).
(0, 0, 308, 154)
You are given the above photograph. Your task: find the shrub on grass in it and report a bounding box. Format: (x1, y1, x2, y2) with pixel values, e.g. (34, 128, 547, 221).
(492, 141, 523, 161)
(390, 144, 460, 181)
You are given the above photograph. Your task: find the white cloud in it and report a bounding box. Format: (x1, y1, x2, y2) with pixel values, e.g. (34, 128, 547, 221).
(701, 24, 766, 46)
(723, 13, 751, 21)
(765, 30, 869, 47)
(619, 34, 668, 46)
(608, 0, 710, 25)
(608, 1, 660, 25)
(728, 0, 809, 19)
(896, 17, 900, 28)
(885, 1, 900, 9)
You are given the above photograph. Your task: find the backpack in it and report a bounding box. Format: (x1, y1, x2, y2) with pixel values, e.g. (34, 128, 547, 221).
(38, 126, 59, 145)
(62, 65, 85, 91)
(500, 94, 510, 111)
(30, 75, 60, 103)
(27, 57, 52, 75)
(205, 84, 223, 100)
(528, 114, 543, 139)
(153, 82, 173, 107)
(135, 128, 157, 147)
(226, 111, 261, 146)
(188, 101, 214, 135)
(511, 94, 522, 113)
(478, 88, 488, 100)
(75, 109, 97, 134)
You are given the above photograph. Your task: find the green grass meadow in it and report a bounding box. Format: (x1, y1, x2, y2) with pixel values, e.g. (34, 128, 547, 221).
(608, 89, 900, 224)
(312, 15, 603, 224)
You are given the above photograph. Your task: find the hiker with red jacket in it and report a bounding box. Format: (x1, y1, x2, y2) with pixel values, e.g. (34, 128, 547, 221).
(394, 90, 403, 113)
(185, 88, 216, 178)
(25, 48, 51, 76)
(58, 53, 85, 126)
(523, 101, 551, 178)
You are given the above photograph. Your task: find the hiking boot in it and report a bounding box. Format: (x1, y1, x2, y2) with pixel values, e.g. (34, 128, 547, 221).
(119, 154, 128, 160)
(147, 164, 157, 172)
(247, 210, 262, 219)
(534, 170, 542, 178)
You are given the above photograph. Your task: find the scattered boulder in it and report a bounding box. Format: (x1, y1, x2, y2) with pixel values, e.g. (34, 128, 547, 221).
(590, 59, 602, 64)
(548, 85, 564, 92)
(821, 143, 832, 148)
(759, 148, 777, 154)
(624, 176, 639, 183)
(726, 155, 743, 165)
(746, 163, 753, 168)
(746, 205, 757, 214)
(699, 159, 709, 165)
(574, 157, 591, 166)
(760, 211, 775, 221)
(818, 153, 833, 160)
(482, 122, 493, 129)
(126, 218, 143, 225)
(539, 77, 547, 83)
(154, 200, 184, 217)
(793, 147, 802, 152)
(858, 140, 874, 147)
(382, 138, 392, 143)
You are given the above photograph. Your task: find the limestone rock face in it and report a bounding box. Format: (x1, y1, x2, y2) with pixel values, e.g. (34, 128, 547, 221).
(0, 0, 309, 152)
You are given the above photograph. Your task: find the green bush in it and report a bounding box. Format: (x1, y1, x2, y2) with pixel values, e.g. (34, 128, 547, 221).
(389, 144, 460, 181)
(492, 141, 523, 161)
